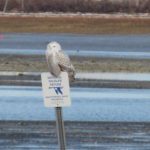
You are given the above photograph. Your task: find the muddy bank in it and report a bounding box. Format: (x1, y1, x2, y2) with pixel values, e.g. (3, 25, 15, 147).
(0, 121, 150, 150)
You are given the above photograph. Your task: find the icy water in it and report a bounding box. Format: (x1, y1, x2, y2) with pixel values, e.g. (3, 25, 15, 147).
(0, 86, 150, 121)
(0, 33, 150, 59)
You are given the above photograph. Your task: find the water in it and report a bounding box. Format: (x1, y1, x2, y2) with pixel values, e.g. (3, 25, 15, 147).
(0, 86, 150, 121)
(0, 33, 150, 59)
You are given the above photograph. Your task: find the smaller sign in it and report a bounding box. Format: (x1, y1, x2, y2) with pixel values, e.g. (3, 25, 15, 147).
(41, 72, 71, 107)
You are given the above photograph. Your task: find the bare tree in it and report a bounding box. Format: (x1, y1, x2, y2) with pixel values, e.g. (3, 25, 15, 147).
(3, 0, 9, 12)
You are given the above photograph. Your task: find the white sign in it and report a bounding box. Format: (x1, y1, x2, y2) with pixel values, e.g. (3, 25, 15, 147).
(41, 72, 71, 107)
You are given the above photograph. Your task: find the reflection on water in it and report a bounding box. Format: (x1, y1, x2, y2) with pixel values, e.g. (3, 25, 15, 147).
(0, 86, 150, 121)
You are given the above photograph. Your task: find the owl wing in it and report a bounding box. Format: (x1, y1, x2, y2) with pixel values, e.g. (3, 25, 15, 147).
(56, 50, 75, 81)
(56, 50, 74, 71)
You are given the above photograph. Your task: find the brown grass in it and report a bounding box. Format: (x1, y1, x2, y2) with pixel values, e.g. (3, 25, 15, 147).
(0, 55, 150, 73)
(0, 16, 150, 34)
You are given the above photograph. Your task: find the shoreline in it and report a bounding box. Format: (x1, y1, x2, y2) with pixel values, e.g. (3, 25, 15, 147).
(0, 12, 150, 19)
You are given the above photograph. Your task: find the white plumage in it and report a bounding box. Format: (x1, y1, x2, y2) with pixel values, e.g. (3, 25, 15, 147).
(46, 41, 75, 82)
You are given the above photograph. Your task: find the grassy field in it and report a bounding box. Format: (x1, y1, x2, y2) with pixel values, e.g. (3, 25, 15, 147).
(0, 55, 150, 73)
(0, 16, 150, 34)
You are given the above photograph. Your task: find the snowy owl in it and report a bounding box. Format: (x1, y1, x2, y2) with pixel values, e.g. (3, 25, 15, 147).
(46, 41, 75, 82)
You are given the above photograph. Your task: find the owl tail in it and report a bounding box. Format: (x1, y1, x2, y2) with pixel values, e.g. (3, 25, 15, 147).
(68, 71, 75, 83)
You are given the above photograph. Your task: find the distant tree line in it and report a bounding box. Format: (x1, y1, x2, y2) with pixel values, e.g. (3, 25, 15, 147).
(0, 0, 150, 13)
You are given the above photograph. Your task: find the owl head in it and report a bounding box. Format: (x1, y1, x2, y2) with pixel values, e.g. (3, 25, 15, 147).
(47, 41, 62, 53)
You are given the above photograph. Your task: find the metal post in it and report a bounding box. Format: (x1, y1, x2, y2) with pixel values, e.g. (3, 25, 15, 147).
(3, 0, 9, 12)
(55, 107, 66, 150)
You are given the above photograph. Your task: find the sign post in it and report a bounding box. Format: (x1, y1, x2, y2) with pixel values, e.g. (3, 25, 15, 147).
(41, 72, 71, 150)
(55, 107, 66, 150)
